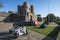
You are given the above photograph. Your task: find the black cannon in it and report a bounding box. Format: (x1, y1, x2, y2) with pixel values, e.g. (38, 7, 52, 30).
(9, 21, 38, 38)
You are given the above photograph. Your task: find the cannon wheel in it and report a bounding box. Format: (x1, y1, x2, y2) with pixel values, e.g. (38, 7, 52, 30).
(26, 30, 28, 35)
(13, 33, 19, 39)
(23, 30, 28, 35)
(9, 30, 13, 34)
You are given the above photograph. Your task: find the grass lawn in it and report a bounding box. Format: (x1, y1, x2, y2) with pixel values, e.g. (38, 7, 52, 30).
(49, 22, 57, 25)
(27, 26, 56, 35)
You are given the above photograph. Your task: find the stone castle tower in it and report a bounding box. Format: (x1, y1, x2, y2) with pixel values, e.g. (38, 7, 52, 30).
(17, 2, 37, 21)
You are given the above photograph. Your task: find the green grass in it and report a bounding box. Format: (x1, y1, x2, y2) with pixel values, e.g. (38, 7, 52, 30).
(49, 22, 57, 25)
(27, 26, 56, 35)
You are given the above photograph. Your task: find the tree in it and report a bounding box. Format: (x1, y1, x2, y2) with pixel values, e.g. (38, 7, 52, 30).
(55, 17, 60, 23)
(56, 17, 60, 21)
(43, 17, 47, 21)
(46, 13, 56, 22)
(8, 11, 14, 13)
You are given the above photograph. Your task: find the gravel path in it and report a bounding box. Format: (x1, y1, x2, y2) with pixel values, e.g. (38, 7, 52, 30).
(0, 23, 13, 32)
(0, 30, 46, 40)
(56, 30, 60, 40)
(0, 29, 60, 40)
(0, 23, 46, 40)
(16, 30, 46, 40)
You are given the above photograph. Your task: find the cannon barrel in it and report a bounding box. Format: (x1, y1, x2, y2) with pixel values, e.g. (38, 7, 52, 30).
(13, 21, 38, 26)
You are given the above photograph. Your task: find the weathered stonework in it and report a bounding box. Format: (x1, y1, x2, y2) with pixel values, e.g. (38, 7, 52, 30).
(17, 2, 37, 22)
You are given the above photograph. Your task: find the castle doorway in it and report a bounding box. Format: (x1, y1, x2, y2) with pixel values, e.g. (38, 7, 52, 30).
(30, 15, 32, 21)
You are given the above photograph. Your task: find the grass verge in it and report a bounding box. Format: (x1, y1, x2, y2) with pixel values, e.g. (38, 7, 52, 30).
(27, 26, 56, 35)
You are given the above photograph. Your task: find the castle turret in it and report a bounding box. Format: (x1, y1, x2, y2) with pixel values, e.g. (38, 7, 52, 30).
(23, 2, 29, 8)
(17, 5, 20, 14)
(23, 2, 28, 6)
(23, 2, 30, 9)
(30, 5, 34, 13)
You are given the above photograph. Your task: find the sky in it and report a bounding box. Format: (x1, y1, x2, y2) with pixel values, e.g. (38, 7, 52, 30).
(0, 0, 60, 17)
